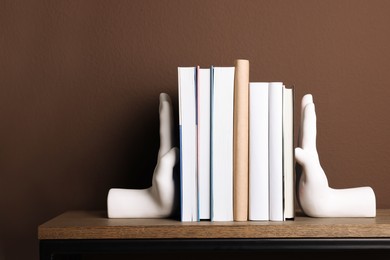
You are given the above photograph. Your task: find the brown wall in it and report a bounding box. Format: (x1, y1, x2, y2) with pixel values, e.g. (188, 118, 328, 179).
(1, 0, 390, 259)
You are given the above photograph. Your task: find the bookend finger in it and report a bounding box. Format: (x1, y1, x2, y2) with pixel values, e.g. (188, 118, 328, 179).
(301, 103, 317, 151)
(158, 93, 174, 159)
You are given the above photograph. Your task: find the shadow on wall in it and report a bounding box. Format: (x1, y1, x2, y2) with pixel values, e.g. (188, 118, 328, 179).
(106, 91, 180, 219)
(109, 101, 160, 191)
(108, 91, 180, 192)
(0, 244, 4, 260)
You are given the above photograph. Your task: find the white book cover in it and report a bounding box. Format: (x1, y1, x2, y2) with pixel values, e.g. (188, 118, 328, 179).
(178, 67, 198, 222)
(197, 67, 211, 220)
(268, 82, 284, 221)
(283, 86, 295, 220)
(249, 82, 269, 221)
(210, 66, 235, 221)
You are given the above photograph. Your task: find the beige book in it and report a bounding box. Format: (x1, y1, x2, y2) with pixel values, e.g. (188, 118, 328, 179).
(233, 59, 250, 221)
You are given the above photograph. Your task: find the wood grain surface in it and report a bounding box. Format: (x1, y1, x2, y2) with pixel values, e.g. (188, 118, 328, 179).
(38, 209, 390, 240)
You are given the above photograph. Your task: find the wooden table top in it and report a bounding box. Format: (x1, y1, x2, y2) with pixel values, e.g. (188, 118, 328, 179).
(38, 209, 390, 240)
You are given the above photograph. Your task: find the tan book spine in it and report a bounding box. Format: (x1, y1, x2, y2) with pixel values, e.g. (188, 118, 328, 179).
(233, 59, 250, 221)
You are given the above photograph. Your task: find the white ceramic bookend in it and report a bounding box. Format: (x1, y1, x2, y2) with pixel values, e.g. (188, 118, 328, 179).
(107, 93, 179, 218)
(295, 94, 376, 217)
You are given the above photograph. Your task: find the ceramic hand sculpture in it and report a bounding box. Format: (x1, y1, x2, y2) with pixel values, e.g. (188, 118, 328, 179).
(295, 94, 376, 217)
(107, 93, 179, 218)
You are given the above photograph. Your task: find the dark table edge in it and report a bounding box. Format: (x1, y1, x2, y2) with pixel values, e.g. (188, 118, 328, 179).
(40, 238, 390, 259)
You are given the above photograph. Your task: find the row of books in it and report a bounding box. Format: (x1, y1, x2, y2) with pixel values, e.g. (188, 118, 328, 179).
(177, 59, 294, 222)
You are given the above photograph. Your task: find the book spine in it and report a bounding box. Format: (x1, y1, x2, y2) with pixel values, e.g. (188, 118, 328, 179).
(210, 66, 215, 221)
(249, 82, 269, 221)
(269, 82, 284, 221)
(197, 67, 211, 220)
(233, 59, 250, 221)
(211, 66, 235, 221)
(283, 86, 295, 220)
(178, 67, 198, 222)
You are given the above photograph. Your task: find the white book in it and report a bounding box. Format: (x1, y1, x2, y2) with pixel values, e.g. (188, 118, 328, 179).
(178, 67, 198, 222)
(283, 86, 295, 220)
(197, 66, 211, 220)
(249, 82, 269, 221)
(210, 66, 235, 221)
(269, 82, 284, 221)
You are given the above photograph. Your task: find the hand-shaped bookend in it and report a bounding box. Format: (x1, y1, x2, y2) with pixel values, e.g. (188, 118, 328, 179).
(107, 93, 179, 218)
(295, 94, 376, 217)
